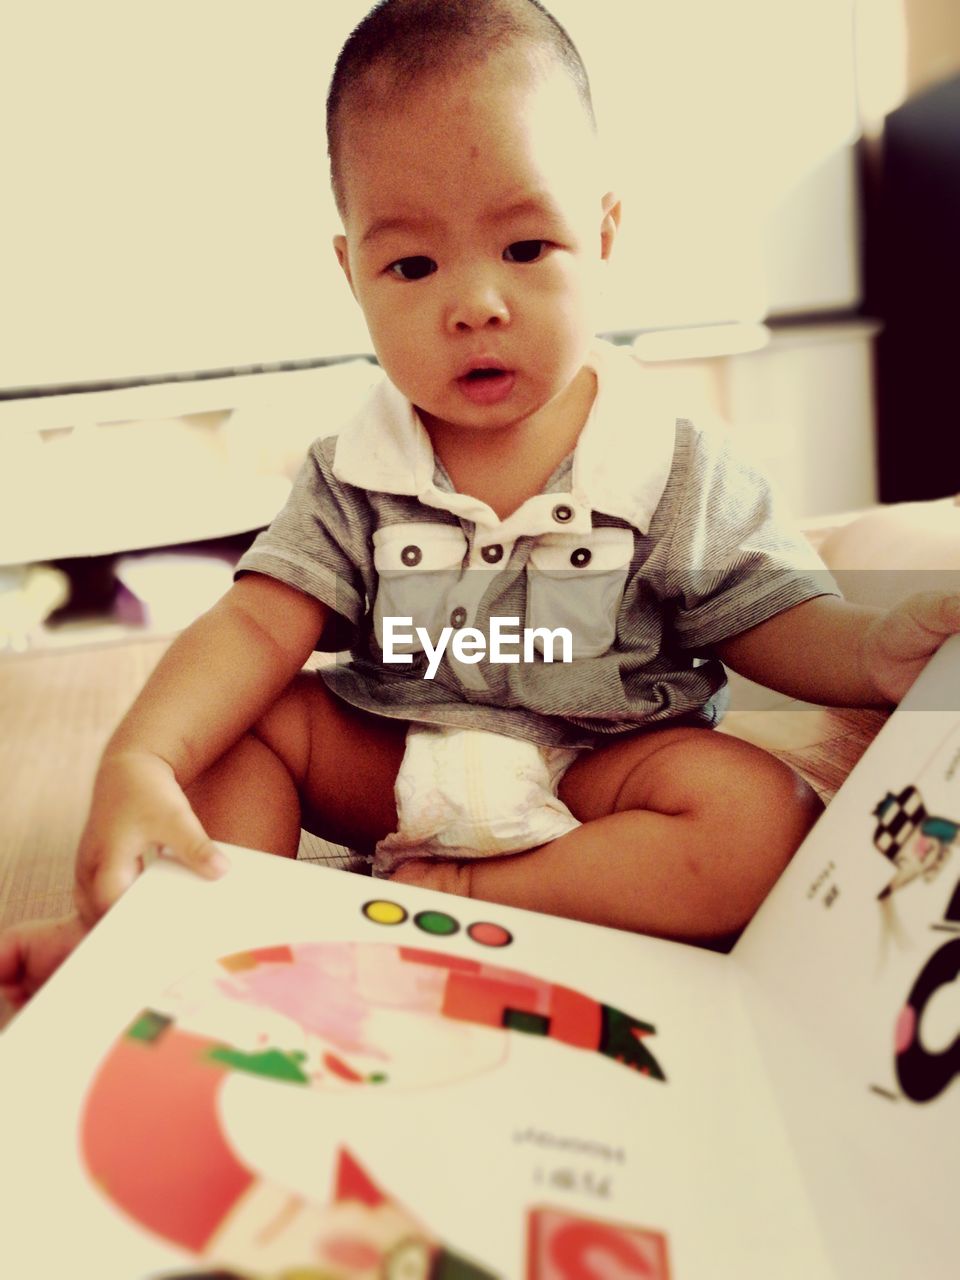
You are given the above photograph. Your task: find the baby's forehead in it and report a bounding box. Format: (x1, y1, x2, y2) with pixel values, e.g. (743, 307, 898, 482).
(338, 49, 591, 173)
(330, 38, 604, 237)
(326, 2, 596, 217)
(342, 45, 537, 131)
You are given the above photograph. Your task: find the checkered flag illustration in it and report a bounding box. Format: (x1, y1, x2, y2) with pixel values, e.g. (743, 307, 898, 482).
(872, 786, 927, 863)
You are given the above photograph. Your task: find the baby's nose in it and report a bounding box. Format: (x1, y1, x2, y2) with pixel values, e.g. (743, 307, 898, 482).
(446, 276, 510, 332)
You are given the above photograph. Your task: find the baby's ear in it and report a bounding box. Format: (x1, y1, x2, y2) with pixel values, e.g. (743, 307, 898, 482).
(600, 192, 621, 261)
(334, 235, 356, 294)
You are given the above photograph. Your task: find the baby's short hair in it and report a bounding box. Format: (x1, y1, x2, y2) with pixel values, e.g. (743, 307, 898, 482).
(326, 0, 595, 215)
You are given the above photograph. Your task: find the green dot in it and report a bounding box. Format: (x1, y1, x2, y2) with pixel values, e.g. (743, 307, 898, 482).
(414, 909, 460, 936)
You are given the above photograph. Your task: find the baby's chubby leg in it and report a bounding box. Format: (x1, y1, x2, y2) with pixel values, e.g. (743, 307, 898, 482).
(391, 727, 822, 943)
(184, 672, 408, 859)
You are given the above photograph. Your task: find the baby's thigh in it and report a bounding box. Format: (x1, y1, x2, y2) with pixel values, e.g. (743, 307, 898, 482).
(560, 725, 823, 860)
(255, 672, 408, 852)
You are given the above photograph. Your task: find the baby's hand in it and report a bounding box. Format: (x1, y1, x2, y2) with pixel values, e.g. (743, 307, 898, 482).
(861, 592, 960, 704)
(74, 751, 229, 927)
(0, 912, 89, 1011)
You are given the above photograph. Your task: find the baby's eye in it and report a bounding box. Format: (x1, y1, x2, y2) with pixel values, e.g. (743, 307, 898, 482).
(387, 256, 437, 281)
(503, 239, 548, 263)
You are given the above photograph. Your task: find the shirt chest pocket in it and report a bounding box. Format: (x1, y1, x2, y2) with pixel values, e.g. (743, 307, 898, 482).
(526, 526, 635, 658)
(373, 522, 468, 653)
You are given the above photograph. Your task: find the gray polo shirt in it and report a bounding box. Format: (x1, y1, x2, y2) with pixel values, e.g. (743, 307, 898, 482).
(236, 341, 836, 748)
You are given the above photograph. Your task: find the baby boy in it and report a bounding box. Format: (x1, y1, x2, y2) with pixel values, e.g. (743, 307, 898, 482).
(3, 0, 960, 1003)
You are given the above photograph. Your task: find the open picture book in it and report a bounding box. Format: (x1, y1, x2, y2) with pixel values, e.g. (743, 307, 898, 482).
(3, 638, 959, 1279)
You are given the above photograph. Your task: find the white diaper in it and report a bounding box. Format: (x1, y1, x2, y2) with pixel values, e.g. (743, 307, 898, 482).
(373, 725, 582, 877)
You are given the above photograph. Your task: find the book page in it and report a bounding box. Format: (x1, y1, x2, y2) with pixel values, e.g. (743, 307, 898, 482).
(734, 634, 960, 1278)
(0, 846, 829, 1278)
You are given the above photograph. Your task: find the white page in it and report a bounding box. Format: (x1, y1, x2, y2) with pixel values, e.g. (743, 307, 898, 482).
(0, 847, 829, 1278)
(734, 635, 960, 1277)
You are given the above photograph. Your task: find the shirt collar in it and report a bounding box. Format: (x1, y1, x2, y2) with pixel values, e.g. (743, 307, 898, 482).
(332, 339, 677, 534)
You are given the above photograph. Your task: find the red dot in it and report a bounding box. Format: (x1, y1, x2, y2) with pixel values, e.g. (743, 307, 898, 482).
(467, 921, 512, 948)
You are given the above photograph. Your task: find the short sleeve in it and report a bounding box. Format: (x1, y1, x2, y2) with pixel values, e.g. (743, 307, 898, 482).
(235, 437, 373, 644)
(654, 422, 839, 650)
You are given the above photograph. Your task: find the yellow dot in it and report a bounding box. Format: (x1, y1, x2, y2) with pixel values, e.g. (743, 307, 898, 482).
(363, 899, 408, 926)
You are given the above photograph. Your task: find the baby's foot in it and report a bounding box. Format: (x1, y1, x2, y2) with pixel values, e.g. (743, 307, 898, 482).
(388, 858, 473, 899)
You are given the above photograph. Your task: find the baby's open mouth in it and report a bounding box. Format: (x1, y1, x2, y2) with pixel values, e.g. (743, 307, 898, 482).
(456, 365, 516, 404)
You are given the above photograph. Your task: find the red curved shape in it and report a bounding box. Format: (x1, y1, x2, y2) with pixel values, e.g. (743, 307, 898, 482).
(82, 1026, 251, 1252)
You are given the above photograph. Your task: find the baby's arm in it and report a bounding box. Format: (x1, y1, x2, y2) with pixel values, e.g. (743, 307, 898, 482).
(0, 574, 327, 1006)
(717, 592, 960, 706)
(74, 572, 328, 921)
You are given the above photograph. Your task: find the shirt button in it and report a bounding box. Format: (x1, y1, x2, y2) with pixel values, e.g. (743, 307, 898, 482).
(570, 547, 592, 568)
(480, 543, 504, 564)
(552, 503, 574, 524)
(450, 606, 467, 627)
(400, 544, 422, 567)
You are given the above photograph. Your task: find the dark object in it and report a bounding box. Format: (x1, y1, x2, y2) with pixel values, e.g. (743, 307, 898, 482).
(873, 74, 960, 501)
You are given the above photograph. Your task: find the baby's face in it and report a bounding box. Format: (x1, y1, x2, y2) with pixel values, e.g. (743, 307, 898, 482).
(334, 50, 618, 438)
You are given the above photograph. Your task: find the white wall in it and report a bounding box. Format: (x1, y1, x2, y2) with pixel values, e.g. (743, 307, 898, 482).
(1, 0, 860, 392)
(552, 0, 860, 328)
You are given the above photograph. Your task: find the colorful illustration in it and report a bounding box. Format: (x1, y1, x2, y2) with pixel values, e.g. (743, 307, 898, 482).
(871, 785, 959, 899)
(81, 941, 665, 1277)
(527, 1205, 671, 1278)
(362, 897, 514, 949)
